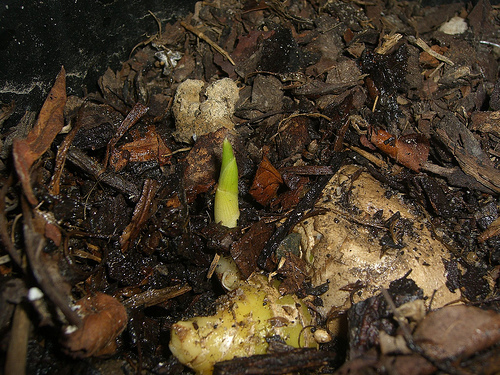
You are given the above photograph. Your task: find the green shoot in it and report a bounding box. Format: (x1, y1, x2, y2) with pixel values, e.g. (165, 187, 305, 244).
(214, 138, 239, 228)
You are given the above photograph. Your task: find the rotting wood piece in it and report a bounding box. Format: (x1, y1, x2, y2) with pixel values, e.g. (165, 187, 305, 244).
(213, 348, 336, 375)
(66, 146, 140, 202)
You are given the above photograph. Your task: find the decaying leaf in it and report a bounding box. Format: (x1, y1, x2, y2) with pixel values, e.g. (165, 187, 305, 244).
(347, 275, 424, 359)
(275, 251, 309, 295)
(275, 115, 311, 159)
(249, 155, 283, 206)
(367, 126, 430, 172)
(13, 67, 67, 205)
(22, 199, 80, 327)
(62, 293, 127, 358)
(183, 128, 230, 203)
(273, 174, 309, 211)
(102, 102, 149, 170)
(230, 221, 274, 278)
(109, 126, 172, 172)
(414, 305, 500, 361)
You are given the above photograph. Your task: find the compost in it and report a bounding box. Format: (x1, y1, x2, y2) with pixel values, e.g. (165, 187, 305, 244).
(1, 0, 500, 374)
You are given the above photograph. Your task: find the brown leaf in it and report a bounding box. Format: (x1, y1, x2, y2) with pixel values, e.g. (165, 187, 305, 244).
(419, 45, 449, 68)
(233, 30, 267, 59)
(272, 175, 308, 211)
(183, 128, 230, 203)
(102, 102, 149, 170)
(276, 252, 308, 295)
(343, 28, 354, 43)
(231, 221, 273, 278)
(62, 293, 127, 358)
(249, 155, 283, 206)
(22, 197, 80, 327)
(414, 305, 500, 361)
(367, 126, 429, 172)
(202, 223, 240, 254)
(109, 126, 172, 172)
(276, 116, 311, 159)
(13, 67, 66, 205)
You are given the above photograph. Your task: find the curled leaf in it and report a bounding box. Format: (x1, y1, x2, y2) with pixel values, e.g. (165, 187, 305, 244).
(109, 126, 171, 172)
(367, 126, 429, 172)
(62, 293, 127, 358)
(249, 155, 283, 206)
(13, 67, 66, 205)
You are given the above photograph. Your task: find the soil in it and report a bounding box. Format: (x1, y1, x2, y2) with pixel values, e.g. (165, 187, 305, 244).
(1, 0, 500, 374)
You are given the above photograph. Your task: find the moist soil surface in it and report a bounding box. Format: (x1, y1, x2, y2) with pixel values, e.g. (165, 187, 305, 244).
(1, 0, 500, 374)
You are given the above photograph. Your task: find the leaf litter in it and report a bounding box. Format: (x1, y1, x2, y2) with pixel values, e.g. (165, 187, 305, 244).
(1, 0, 500, 374)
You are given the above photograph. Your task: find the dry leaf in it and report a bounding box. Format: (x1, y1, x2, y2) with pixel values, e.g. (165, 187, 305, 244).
(367, 126, 429, 172)
(478, 217, 500, 243)
(102, 102, 149, 170)
(109, 126, 172, 172)
(13, 67, 66, 205)
(414, 305, 500, 360)
(62, 293, 127, 358)
(183, 128, 230, 203)
(230, 221, 273, 278)
(249, 155, 283, 206)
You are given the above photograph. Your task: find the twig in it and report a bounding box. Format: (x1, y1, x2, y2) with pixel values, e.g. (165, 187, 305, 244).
(180, 21, 235, 65)
(148, 10, 162, 39)
(408, 36, 454, 66)
(67, 146, 140, 202)
(264, 0, 315, 27)
(237, 109, 295, 126)
(327, 206, 388, 231)
(162, 147, 192, 157)
(49, 103, 86, 196)
(279, 165, 336, 176)
(344, 143, 387, 169)
(129, 11, 163, 58)
(119, 179, 159, 253)
(123, 284, 192, 308)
